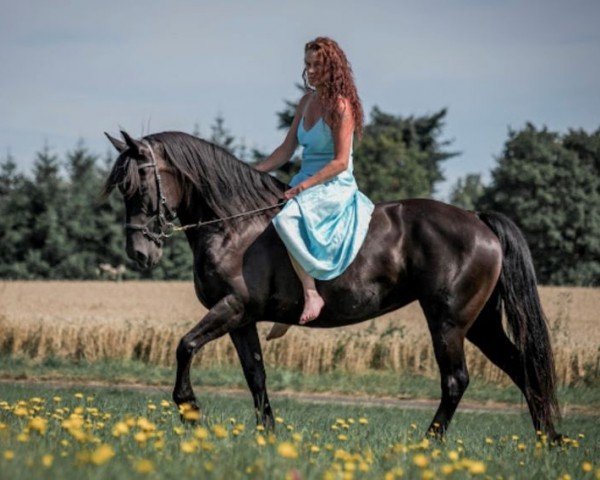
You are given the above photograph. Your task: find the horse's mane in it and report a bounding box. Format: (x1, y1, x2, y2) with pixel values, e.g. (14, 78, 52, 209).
(103, 131, 286, 221)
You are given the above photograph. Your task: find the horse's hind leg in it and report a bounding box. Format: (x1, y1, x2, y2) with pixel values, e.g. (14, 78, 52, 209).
(421, 305, 470, 437)
(173, 295, 246, 412)
(230, 323, 275, 429)
(466, 296, 558, 437)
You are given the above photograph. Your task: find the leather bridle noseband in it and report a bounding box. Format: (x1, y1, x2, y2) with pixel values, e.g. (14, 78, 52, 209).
(124, 141, 178, 245)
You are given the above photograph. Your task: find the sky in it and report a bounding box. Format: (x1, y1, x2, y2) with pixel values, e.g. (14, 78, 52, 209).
(1, 0, 599, 199)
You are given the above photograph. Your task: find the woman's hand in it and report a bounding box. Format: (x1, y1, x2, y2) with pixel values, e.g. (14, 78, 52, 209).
(283, 183, 307, 200)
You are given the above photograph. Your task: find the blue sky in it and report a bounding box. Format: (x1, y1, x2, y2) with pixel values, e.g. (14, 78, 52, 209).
(1, 0, 599, 199)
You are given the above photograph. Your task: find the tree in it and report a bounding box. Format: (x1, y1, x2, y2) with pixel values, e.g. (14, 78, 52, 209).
(0, 153, 31, 277)
(477, 124, 600, 286)
(449, 173, 484, 210)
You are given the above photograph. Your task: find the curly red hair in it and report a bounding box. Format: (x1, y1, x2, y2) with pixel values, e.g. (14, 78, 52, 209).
(303, 37, 364, 139)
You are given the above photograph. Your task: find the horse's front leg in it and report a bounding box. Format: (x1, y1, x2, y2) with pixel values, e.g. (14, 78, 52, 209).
(173, 294, 246, 412)
(230, 323, 275, 429)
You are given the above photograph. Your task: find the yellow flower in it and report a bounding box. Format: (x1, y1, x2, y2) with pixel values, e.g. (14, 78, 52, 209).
(485, 437, 494, 445)
(136, 418, 156, 432)
(212, 425, 228, 439)
(13, 407, 28, 417)
(467, 461, 486, 475)
(517, 443, 526, 451)
(134, 459, 155, 474)
(180, 440, 197, 453)
(359, 417, 368, 425)
(160, 400, 170, 408)
(421, 469, 435, 480)
(90, 444, 115, 466)
(338, 434, 348, 441)
(256, 434, 266, 446)
(53, 396, 62, 402)
(4, 450, 15, 461)
(112, 422, 130, 437)
(582, 462, 592, 472)
(41, 454, 53, 468)
(182, 409, 201, 421)
(447, 450, 459, 461)
(310, 445, 320, 453)
(440, 464, 454, 475)
(194, 426, 209, 440)
(277, 442, 298, 459)
(275, 417, 284, 424)
(134, 431, 148, 444)
(74, 393, 84, 399)
(28, 417, 48, 435)
(413, 454, 429, 468)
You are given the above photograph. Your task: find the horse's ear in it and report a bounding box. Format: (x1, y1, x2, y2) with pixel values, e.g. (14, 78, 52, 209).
(120, 130, 144, 155)
(104, 132, 127, 153)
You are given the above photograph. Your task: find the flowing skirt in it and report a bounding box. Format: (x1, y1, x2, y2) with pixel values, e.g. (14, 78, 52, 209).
(272, 175, 374, 280)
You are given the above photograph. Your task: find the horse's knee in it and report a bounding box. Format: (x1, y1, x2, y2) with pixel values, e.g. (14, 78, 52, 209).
(443, 369, 469, 403)
(176, 336, 196, 362)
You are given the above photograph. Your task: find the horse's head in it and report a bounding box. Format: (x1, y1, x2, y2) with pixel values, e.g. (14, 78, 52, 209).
(103, 130, 183, 270)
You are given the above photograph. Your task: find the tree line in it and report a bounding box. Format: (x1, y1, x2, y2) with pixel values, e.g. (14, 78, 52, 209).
(0, 101, 597, 285)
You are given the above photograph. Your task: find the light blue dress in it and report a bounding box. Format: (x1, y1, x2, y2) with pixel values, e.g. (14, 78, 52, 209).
(272, 116, 374, 280)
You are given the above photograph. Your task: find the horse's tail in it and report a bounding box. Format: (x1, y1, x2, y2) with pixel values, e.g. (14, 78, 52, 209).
(478, 211, 559, 433)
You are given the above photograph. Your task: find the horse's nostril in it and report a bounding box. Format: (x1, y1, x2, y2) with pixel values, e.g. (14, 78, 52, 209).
(135, 250, 148, 267)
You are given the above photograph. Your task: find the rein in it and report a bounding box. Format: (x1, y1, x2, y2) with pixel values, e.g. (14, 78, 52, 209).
(125, 141, 287, 244)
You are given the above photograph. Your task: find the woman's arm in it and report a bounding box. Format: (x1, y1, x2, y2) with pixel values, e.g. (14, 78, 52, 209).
(283, 97, 354, 199)
(255, 94, 310, 173)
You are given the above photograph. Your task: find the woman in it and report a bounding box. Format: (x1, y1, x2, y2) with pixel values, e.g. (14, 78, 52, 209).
(255, 37, 374, 339)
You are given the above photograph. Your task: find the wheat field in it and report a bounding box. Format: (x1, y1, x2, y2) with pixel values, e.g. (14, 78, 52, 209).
(0, 281, 597, 386)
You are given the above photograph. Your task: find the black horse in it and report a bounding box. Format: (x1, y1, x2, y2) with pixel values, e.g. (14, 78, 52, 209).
(103, 130, 561, 439)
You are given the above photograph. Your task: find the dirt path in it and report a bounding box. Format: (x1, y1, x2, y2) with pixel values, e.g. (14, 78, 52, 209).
(0, 378, 597, 416)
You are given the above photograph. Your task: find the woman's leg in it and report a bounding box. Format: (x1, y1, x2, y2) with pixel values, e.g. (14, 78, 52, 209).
(288, 254, 325, 324)
(266, 252, 325, 341)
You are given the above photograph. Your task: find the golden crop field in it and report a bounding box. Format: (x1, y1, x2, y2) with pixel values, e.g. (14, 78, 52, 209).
(0, 281, 597, 386)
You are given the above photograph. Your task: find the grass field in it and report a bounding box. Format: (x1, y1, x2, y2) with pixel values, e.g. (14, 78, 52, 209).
(0, 282, 598, 387)
(0, 382, 597, 480)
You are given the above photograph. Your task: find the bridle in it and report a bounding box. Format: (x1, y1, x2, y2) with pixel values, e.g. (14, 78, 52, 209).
(124, 141, 179, 245)
(124, 141, 287, 245)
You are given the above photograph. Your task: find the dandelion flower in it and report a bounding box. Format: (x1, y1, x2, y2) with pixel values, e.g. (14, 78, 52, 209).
(41, 454, 53, 468)
(194, 426, 209, 440)
(212, 425, 228, 439)
(582, 462, 592, 472)
(180, 440, 197, 453)
(467, 461, 486, 475)
(90, 444, 115, 466)
(4, 450, 15, 461)
(359, 417, 368, 425)
(413, 454, 429, 468)
(28, 417, 48, 435)
(256, 434, 266, 447)
(277, 442, 298, 459)
(134, 459, 155, 474)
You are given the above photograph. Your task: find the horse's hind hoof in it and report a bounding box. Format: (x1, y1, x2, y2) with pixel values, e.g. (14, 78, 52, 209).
(178, 401, 201, 424)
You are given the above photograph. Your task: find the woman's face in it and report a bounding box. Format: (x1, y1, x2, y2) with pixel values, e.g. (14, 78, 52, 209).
(304, 50, 324, 88)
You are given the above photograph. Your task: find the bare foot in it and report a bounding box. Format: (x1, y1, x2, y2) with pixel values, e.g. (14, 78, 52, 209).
(299, 290, 325, 325)
(266, 323, 291, 341)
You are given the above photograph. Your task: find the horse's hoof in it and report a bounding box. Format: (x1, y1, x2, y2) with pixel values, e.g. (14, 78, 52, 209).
(550, 433, 567, 445)
(178, 401, 201, 423)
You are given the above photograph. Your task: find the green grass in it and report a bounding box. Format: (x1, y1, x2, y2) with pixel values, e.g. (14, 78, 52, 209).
(0, 356, 598, 409)
(0, 382, 597, 480)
